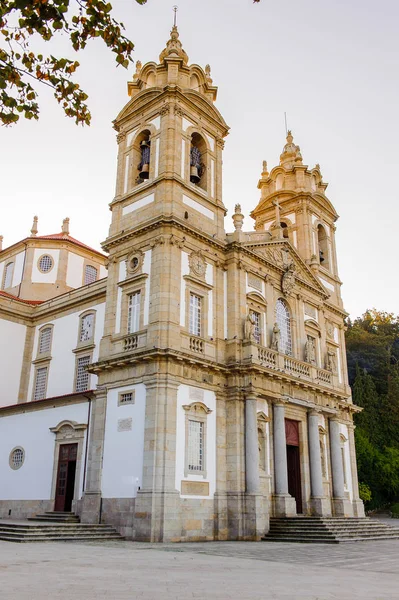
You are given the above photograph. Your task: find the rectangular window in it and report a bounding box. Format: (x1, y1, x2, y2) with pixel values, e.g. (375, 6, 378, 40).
(189, 293, 202, 337)
(128, 291, 141, 334)
(118, 391, 135, 406)
(3, 262, 14, 289)
(39, 327, 52, 354)
(80, 313, 94, 342)
(84, 265, 98, 285)
(34, 366, 48, 400)
(187, 419, 204, 472)
(250, 310, 261, 344)
(75, 355, 91, 392)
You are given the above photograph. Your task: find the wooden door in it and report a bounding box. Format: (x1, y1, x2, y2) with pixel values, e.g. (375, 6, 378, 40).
(287, 445, 303, 514)
(54, 443, 77, 512)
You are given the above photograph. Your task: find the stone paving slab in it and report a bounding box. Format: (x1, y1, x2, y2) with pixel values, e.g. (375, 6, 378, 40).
(1, 539, 399, 600)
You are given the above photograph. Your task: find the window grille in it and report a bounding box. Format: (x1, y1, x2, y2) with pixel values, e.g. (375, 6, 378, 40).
(187, 419, 204, 472)
(39, 327, 52, 354)
(34, 367, 48, 400)
(119, 392, 134, 405)
(84, 265, 98, 285)
(75, 355, 90, 392)
(250, 310, 261, 344)
(276, 299, 292, 356)
(10, 448, 25, 470)
(3, 262, 14, 288)
(39, 255, 53, 273)
(189, 294, 202, 337)
(128, 291, 141, 334)
(80, 313, 94, 342)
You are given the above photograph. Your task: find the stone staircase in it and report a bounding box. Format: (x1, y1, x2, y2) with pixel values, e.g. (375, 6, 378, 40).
(263, 517, 399, 543)
(0, 512, 124, 543)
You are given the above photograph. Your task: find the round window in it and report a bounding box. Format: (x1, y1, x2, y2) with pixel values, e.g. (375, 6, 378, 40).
(38, 255, 53, 273)
(131, 257, 139, 270)
(9, 447, 25, 470)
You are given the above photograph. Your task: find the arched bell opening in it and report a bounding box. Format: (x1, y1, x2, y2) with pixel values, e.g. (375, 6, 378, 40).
(190, 132, 208, 192)
(280, 221, 289, 239)
(317, 224, 330, 270)
(133, 129, 152, 185)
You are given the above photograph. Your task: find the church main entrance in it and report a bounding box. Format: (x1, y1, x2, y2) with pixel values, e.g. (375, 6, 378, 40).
(54, 443, 77, 512)
(285, 419, 303, 514)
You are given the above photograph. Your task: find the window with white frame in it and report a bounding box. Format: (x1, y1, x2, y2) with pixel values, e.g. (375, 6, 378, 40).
(3, 262, 14, 289)
(80, 313, 94, 342)
(128, 291, 141, 333)
(84, 265, 98, 285)
(75, 355, 91, 392)
(276, 298, 292, 356)
(38, 327, 52, 354)
(33, 366, 48, 400)
(187, 419, 204, 472)
(189, 293, 202, 337)
(250, 310, 261, 344)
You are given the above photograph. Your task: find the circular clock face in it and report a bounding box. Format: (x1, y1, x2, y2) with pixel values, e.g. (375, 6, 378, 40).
(192, 255, 205, 276)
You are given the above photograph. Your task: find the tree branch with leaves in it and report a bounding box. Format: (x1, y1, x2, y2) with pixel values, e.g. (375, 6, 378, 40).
(0, 0, 148, 125)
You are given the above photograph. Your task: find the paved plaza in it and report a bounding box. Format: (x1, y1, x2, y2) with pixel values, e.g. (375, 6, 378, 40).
(1, 534, 399, 600)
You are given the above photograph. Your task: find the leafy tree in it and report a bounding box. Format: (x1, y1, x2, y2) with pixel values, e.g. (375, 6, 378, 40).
(0, 0, 147, 125)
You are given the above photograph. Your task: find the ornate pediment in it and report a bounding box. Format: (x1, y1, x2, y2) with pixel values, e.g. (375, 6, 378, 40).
(245, 241, 328, 297)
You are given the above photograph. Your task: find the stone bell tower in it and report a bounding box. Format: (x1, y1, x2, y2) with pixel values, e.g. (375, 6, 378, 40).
(251, 132, 343, 308)
(107, 25, 229, 244)
(84, 27, 230, 540)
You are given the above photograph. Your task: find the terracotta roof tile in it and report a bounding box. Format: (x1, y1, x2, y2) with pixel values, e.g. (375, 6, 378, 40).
(35, 233, 107, 257)
(0, 290, 43, 305)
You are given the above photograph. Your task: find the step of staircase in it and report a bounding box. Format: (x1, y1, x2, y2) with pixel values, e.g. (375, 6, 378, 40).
(263, 517, 399, 543)
(28, 511, 80, 523)
(0, 514, 124, 542)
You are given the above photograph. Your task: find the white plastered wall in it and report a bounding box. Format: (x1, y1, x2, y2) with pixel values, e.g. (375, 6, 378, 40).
(31, 249, 60, 283)
(12, 251, 25, 287)
(0, 319, 26, 407)
(27, 302, 105, 400)
(0, 401, 89, 501)
(175, 384, 216, 499)
(101, 383, 146, 498)
(66, 252, 84, 288)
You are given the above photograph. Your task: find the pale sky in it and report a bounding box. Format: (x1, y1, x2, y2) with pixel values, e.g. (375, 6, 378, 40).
(1, 0, 398, 318)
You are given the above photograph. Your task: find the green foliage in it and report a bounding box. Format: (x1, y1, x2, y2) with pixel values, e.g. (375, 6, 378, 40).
(0, 0, 146, 125)
(390, 502, 399, 515)
(358, 482, 372, 504)
(348, 309, 399, 509)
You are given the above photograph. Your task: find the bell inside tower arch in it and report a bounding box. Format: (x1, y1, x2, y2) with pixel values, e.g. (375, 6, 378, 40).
(190, 133, 207, 189)
(138, 134, 151, 180)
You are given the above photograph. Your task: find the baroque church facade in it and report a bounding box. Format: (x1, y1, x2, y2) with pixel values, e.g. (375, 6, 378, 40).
(0, 27, 364, 541)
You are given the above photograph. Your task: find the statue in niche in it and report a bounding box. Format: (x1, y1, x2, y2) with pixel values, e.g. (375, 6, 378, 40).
(271, 322, 281, 351)
(305, 336, 316, 364)
(258, 428, 266, 471)
(326, 348, 337, 373)
(244, 313, 256, 342)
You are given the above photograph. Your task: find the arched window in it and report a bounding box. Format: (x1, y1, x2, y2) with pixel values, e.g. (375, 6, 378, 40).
(79, 312, 95, 343)
(3, 262, 14, 289)
(38, 326, 53, 355)
(275, 299, 292, 356)
(317, 224, 329, 270)
(84, 265, 98, 285)
(190, 132, 207, 191)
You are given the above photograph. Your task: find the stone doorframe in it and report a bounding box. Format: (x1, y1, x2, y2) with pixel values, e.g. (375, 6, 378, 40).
(49, 420, 88, 510)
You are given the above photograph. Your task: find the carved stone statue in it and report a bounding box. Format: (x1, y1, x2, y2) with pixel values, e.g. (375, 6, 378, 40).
(326, 348, 337, 373)
(244, 313, 256, 342)
(305, 336, 316, 364)
(271, 322, 280, 351)
(281, 263, 296, 296)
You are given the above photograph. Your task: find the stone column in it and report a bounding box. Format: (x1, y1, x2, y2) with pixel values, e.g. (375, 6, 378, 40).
(329, 417, 352, 516)
(245, 395, 260, 494)
(347, 422, 365, 517)
(80, 387, 107, 524)
(273, 401, 296, 516)
(308, 410, 330, 516)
